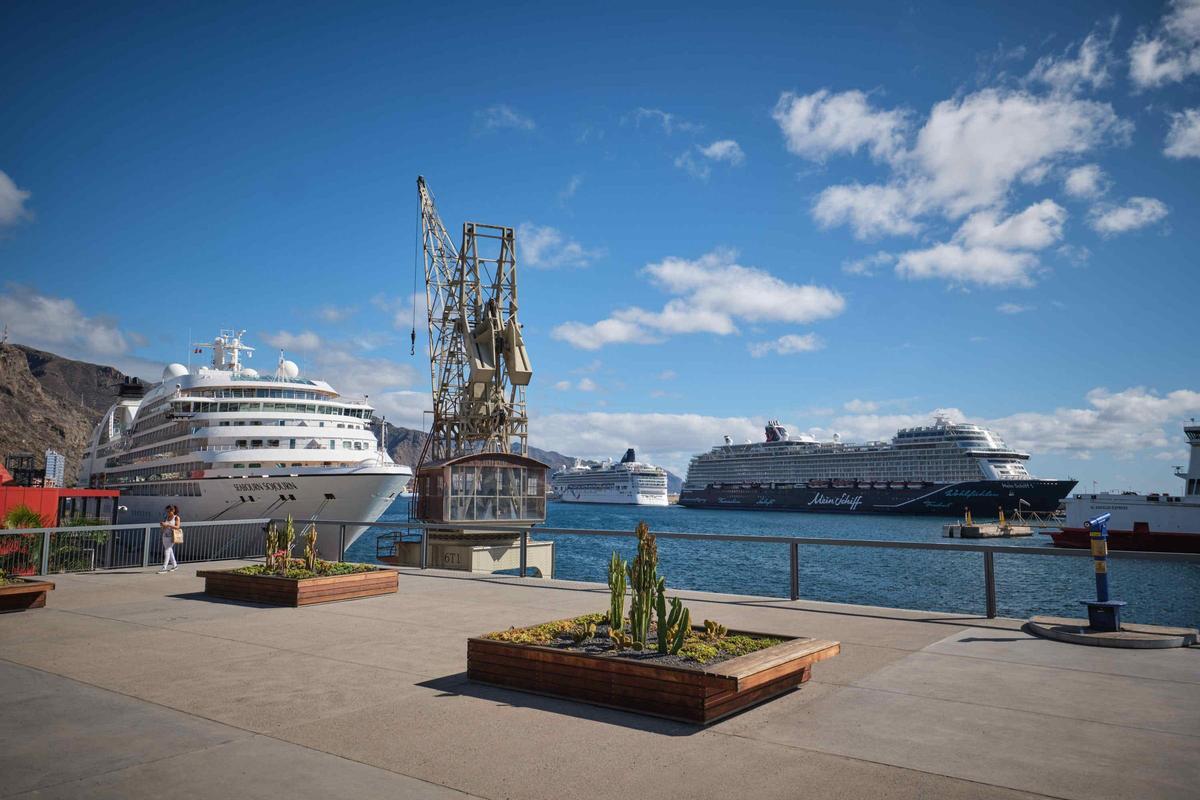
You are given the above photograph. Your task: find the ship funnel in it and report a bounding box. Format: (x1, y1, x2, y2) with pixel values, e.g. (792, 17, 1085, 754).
(620, 448, 636, 464)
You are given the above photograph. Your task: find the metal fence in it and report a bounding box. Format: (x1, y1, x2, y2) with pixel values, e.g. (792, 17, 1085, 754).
(309, 520, 1200, 620)
(6, 517, 1199, 622)
(0, 519, 271, 576)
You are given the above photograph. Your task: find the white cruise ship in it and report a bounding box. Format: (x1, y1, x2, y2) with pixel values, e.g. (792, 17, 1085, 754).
(78, 330, 412, 556)
(551, 449, 669, 506)
(680, 417, 1075, 515)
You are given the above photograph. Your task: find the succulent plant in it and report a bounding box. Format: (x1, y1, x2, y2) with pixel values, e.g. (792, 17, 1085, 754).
(607, 551, 627, 630)
(570, 620, 597, 644)
(608, 628, 633, 650)
(303, 523, 318, 572)
(265, 524, 279, 569)
(703, 619, 728, 641)
(626, 522, 658, 646)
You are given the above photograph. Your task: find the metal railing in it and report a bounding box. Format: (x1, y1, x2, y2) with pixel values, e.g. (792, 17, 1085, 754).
(323, 520, 1200, 620)
(0, 519, 271, 576)
(7, 517, 1199, 621)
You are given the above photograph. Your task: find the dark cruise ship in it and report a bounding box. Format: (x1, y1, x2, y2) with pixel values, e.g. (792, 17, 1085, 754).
(679, 416, 1075, 516)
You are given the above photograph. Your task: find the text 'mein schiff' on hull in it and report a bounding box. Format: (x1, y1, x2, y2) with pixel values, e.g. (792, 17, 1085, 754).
(679, 416, 1075, 516)
(78, 329, 412, 556)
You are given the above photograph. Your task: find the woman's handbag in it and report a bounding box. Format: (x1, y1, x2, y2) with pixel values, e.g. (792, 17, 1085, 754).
(172, 528, 184, 545)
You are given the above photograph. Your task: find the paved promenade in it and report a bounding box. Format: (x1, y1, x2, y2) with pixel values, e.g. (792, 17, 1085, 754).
(1, 563, 1197, 799)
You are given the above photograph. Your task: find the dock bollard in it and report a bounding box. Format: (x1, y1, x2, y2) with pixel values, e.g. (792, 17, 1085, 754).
(1080, 513, 1125, 632)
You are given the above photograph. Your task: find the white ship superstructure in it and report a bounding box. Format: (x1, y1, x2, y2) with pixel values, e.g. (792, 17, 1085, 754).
(78, 330, 412, 556)
(552, 449, 669, 506)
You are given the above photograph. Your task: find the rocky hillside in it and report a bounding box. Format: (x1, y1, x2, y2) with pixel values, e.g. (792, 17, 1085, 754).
(0, 344, 684, 492)
(0, 343, 124, 481)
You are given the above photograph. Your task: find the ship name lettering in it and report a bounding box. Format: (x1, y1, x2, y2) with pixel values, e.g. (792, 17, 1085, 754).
(807, 492, 863, 511)
(233, 481, 298, 492)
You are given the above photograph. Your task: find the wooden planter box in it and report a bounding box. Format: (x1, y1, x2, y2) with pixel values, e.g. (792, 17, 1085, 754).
(0, 578, 55, 612)
(468, 630, 840, 724)
(195, 568, 398, 607)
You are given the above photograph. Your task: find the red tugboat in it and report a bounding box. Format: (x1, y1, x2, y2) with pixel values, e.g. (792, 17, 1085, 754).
(1048, 421, 1200, 553)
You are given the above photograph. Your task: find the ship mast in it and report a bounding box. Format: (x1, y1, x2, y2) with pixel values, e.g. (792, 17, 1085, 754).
(415, 176, 532, 468)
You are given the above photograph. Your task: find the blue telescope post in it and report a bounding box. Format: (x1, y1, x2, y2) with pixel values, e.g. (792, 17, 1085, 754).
(1080, 512, 1124, 632)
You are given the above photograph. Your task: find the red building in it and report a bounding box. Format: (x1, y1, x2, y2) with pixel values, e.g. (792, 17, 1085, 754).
(0, 464, 119, 527)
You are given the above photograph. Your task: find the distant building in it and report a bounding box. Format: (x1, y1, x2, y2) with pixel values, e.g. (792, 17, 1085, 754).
(44, 449, 66, 488)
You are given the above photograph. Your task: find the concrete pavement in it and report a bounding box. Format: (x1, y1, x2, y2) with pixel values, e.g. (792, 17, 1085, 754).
(1, 563, 1196, 799)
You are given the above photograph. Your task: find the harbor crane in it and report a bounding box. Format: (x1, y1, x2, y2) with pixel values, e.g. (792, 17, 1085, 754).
(414, 175, 532, 467)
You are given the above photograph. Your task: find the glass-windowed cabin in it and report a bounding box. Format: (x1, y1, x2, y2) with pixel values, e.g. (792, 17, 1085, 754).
(414, 452, 548, 525)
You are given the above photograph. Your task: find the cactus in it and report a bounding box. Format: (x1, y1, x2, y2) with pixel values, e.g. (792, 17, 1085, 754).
(608, 628, 633, 651)
(265, 524, 279, 569)
(626, 522, 657, 646)
(703, 619, 728, 641)
(282, 515, 296, 563)
(303, 523, 318, 572)
(607, 551, 627, 630)
(668, 604, 690, 655)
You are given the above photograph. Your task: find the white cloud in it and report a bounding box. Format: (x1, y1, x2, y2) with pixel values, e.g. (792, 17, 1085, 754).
(842, 251, 894, 276)
(657, 370, 677, 380)
(559, 175, 583, 204)
(554, 380, 571, 391)
(811, 387, 1200, 459)
(263, 330, 323, 351)
(576, 377, 598, 392)
(476, 104, 535, 132)
(1164, 108, 1200, 158)
(1128, 0, 1200, 90)
(1063, 164, 1107, 199)
(803, 89, 1127, 241)
(552, 318, 660, 351)
(553, 249, 844, 350)
(675, 140, 745, 180)
(699, 139, 746, 165)
(630, 107, 703, 135)
(843, 399, 879, 413)
(748, 333, 824, 357)
(0, 170, 32, 226)
(534, 411, 763, 474)
(909, 89, 1128, 218)
(1026, 27, 1115, 94)
(997, 302, 1035, 314)
(813, 183, 920, 239)
(517, 223, 603, 269)
(954, 199, 1066, 250)
(316, 305, 355, 323)
(895, 244, 1039, 287)
(1087, 197, 1169, 236)
(0, 285, 148, 372)
(772, 89, 909, 163)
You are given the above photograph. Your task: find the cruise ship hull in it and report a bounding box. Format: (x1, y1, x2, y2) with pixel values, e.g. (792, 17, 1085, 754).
(678, 479, 1076, 516)
(116, 469, 410, 558)
(554, 486, 670, 506)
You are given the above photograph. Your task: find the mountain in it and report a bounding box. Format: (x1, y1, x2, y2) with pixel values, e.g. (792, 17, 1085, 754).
(0, 344, 684, 492)
(0, 343, 125, 480)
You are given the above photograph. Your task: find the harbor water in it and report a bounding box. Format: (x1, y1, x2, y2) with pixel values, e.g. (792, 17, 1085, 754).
(346, 499, 1200, 629)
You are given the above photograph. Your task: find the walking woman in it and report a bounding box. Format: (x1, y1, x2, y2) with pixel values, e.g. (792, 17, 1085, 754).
(159, 505, 181, 573)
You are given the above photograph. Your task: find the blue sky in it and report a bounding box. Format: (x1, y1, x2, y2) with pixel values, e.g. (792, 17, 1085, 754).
(2, 0, 1198, 490)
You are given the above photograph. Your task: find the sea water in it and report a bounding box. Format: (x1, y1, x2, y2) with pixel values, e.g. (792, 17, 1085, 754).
(345, 500, 1200, 629)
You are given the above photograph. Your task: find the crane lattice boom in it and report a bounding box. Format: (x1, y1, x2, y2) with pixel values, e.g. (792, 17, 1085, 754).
(416, 176, 531, 467)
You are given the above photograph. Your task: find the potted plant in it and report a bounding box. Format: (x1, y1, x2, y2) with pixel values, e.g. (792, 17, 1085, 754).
(468, 522, 839, 724)
(196, 516, 397, 607)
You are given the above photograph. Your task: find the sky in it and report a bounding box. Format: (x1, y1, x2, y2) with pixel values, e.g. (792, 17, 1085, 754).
(1, 0, 1198, 491)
